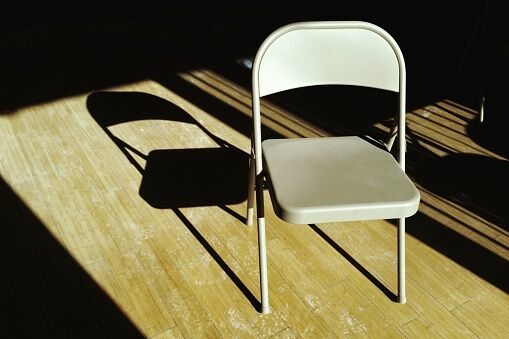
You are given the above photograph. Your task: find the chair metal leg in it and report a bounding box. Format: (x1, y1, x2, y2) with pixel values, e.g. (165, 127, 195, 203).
(246, 151, 255, 226)
(479, 96, 485, 123)
(386, 122, 407, 153)
(397, 218, 406, 304)
(257, 216, 270, 314)
(256, 178, 269, 314)
(386, 124, 397, 151)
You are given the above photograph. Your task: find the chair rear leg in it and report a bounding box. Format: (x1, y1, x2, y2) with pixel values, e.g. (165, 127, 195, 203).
(256, 176, 270, 313)
(257, 216, 270, 314)
(386, 123, 397, 151)
(246, 151, 255, 225)
(398, 217, 406, 304)
(386, 124, 407, 153)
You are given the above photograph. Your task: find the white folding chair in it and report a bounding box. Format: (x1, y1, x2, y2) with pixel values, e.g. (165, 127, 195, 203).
(245, 21, 420, 314)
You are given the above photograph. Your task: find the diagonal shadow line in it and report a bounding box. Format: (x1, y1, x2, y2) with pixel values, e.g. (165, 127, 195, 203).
(308, 224, 397, 302)
(155, 75, 283, 140)
(408, 114, 491, 156)
(420, 198, 508, 251)
(218, 204, 246, 224)
(433, 101, 478, 124)
(87, 91, 259, 310)
(440, 99, 478, 115)
(422, 106, 468, 127)
(172, 208, 261, 311)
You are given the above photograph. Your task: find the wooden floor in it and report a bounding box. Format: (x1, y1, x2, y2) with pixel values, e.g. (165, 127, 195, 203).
(1, 68, 508, 338)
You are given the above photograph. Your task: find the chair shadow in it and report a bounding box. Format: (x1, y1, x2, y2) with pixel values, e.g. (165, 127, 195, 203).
(399, 128, 509, 293)
(140, 147, 247, 209)
(157, 69, 402, 302)
(309, 224, 398, 302)
(86, 91, 261, 311)
(172, 208, 260, 309)
(390, 210, 509, 294)
(87, 91, 198, 126)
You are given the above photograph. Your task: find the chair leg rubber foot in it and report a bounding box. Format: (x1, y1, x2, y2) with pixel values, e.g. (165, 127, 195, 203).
(246, 209, 254, 226)
(398, 295, 406, 304)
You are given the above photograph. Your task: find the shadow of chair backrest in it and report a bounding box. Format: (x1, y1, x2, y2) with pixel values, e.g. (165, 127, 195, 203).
(86, 91, 248, 209)
(87, 91, 256, 311)
(87, 91, 197, 126)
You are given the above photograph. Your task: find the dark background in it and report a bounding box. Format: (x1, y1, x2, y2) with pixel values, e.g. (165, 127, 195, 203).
(3, 1, 506, 151)
(1, 1, 504, 112)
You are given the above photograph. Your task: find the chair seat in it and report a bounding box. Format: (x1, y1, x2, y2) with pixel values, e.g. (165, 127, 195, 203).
(262, 136, 420, 224)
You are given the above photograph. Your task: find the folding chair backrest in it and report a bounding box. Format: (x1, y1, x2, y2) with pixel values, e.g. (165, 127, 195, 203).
(251, 21, 407, 170)
(253, 21, 403, 97)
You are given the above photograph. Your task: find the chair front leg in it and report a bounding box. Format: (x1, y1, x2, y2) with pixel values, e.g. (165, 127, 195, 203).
(246, 150, 255, 226)
(256, 174, 270, 314)
(398, 217, 406, 304)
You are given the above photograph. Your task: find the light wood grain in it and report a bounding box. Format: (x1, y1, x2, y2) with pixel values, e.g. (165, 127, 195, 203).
(1, 74, 507, 338)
